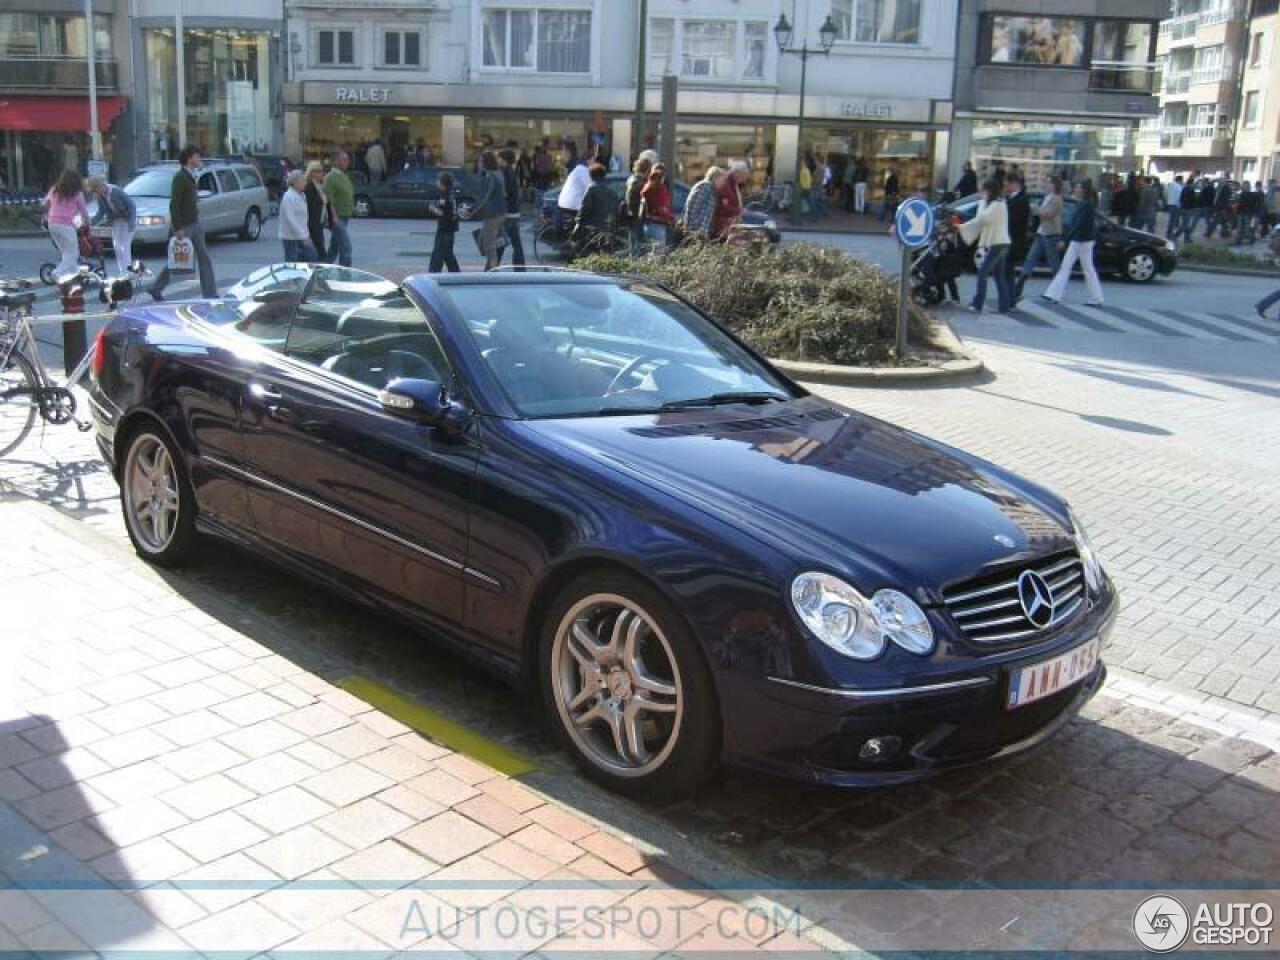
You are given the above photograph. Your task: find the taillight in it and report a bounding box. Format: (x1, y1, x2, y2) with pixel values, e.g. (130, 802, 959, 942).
(90, 328, 107, 380)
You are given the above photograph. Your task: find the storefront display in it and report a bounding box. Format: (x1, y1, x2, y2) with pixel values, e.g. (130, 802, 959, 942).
(970, 121, 1131, 183)
(672, 123, 773, 190)
(463, 115, 591, 166)
(144, 27, 275, 158)
(804, 127, 937, 203)
(299, 113, 442, 170)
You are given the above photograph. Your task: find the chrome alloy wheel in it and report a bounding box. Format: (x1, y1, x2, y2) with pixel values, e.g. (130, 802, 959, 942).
(1127, 251, 1156, 282)
(551, 594, 684, 777)
(123, 434, 180, 554)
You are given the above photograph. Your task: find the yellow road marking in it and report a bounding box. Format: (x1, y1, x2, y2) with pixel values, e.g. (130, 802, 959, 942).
(338, 675, 537, 777)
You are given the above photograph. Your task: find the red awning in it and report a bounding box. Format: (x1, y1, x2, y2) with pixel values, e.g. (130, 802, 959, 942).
(0, 95, 128, 133)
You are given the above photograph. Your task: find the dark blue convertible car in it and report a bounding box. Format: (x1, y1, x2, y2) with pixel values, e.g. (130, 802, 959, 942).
(87, 265, 1116, 793)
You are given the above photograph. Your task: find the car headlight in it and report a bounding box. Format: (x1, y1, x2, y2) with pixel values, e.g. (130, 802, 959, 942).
(790, 573, 934, 660)
(764, 217, 778, 232)
(1165, 240, 1177, 253)
(1068, 509, 1105, 595)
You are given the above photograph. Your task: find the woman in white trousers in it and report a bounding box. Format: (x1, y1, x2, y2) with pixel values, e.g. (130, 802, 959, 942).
(88, 176, 136, 275)
(1043, 180, 1105, 306)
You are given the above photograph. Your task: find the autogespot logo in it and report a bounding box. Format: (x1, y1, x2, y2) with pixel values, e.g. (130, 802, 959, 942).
(1133, 895, 1191, 953)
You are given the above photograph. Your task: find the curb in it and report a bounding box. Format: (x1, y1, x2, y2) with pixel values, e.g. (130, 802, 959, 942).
(1176, 261, 1280, 279)
(770, 315, 985, 386)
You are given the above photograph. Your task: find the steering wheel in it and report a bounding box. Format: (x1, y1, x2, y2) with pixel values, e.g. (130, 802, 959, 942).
(605, 355, 658, 396)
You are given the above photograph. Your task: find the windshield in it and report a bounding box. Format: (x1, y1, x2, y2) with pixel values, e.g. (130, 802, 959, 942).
(125, 169, 176, 198)
(446, 281, 794, 418)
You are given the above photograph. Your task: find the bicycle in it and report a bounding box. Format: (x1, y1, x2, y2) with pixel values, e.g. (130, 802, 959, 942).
(0, 262, 150, 457)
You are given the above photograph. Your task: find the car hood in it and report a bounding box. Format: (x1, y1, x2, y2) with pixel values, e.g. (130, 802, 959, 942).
(130, 197, 170, 218)
(528, 396, 1074, 598)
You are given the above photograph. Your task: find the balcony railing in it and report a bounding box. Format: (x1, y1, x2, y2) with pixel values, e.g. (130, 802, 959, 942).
(0, 57, 117, 91)
(1165, 14, 1201, 42)
(1200, 2, 1244, 25)
(1160, 126, 1187, 148)
(1186, 123, 1227, 139)
(1162, 71, 1192, 94)
(1091, 61, 1159, 93)
(1191, 63, 1230, 84)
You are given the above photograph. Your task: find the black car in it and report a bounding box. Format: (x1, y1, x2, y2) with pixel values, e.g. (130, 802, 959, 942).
(85, 264, 1114, 793)
(353, 165, 484, 219)
(945, 193, 1178, 284)
(540, 173, 782, 244)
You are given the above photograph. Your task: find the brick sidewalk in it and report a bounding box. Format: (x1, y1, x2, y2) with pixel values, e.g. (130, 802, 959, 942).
(0, 497, 833, 957)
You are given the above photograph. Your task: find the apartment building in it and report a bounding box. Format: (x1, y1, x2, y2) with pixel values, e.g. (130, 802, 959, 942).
(948, 0, 1166, 188)
(281, 0, 958, 201)
(0, 0, 135, 189)
(1232, 0, 1280, 182)
(1139, 0, 1248, 175)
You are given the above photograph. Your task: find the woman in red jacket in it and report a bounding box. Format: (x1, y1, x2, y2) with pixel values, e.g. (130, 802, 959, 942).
(640, 163, 675, 252)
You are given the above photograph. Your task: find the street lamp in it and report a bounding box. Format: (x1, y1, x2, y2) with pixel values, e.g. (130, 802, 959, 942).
(774, 12, 837, 220)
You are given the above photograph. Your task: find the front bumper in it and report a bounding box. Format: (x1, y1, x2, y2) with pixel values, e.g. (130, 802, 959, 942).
(722, 591, 1117, 787)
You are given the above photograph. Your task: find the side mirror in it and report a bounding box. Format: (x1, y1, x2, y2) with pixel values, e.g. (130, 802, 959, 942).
(378, 378, 468, 436)
(198, 189, 213, 199)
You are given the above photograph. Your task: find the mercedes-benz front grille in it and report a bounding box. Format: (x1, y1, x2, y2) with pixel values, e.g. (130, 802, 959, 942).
(942, 552, 1086, 645)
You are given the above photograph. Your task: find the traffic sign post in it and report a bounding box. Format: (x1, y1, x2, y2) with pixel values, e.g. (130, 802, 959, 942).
(893, 197, 935, 360)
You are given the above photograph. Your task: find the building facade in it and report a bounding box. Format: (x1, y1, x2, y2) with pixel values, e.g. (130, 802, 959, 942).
(1139, 0, 1248, 176)
(948, 0, 1165, 189)
(0, 0, 135, 189)
(1230, 0, 1280, 182)
(282, 0, 957, 201)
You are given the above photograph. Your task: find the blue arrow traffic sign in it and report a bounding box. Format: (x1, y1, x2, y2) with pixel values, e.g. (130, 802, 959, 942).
(894, 196, 935, 248)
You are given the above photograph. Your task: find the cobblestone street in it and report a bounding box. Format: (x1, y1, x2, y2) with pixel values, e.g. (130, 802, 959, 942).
(3, 289, 1280, 953)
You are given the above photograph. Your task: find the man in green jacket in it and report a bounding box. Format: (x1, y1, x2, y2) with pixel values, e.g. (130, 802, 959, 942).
(324, 151, 355, 266)
(151, 146, 217, 300)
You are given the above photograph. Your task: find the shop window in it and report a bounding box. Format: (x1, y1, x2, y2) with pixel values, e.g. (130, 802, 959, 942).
(1090, 21, 1155, 92)
(382, 28, 423, 68)
(316, 28, 356, 67)
(832, 0, 921, 45)
(482, 7, 589, 73)
(986, 17, 1086, 66)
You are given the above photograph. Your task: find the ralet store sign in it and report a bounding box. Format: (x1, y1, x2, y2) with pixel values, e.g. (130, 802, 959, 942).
(335, 87, 393, 104)
(841, 101, 894, 119)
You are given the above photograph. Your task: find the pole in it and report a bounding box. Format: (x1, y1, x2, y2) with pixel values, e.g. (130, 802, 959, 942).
(176, 0, 187, 148)
(85, 0, 102, 161)
(633, 0, 648, 160)
(792, 48, 807, 220)
(896, 242, 910, 360)
(659, 74, 678, 168)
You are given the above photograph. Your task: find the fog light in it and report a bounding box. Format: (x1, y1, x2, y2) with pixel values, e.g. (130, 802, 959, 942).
(858, 736, 902, 762)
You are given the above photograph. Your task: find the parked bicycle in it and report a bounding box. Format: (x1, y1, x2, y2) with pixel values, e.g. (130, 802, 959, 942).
(0, 262, 150, 457)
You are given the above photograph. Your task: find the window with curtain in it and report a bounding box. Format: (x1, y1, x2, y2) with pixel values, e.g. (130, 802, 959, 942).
(743, 21, 767, 78)
(484, 8, 586, 72)
(649, 17, 675, 76)
(316, 28, 356, 66)
(537, 10, 590, 73)
(682, 20, 735, 78)
(833, 0, 921, 44)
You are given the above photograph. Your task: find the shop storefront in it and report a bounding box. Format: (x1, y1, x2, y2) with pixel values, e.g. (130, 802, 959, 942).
(0, 97, 129, 190)
(803, 126, 938, 205)
(141, 25, 278, 159)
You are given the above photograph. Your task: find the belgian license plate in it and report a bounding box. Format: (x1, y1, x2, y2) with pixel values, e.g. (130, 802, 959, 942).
(1006, 638, 1100, 710)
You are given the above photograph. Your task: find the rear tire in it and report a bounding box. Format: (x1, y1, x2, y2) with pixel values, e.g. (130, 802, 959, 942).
(119, 425, 197, 566)
(540, 569, 719, 797)
(240, 208, 262, 242)
(0, 350, 38, 458)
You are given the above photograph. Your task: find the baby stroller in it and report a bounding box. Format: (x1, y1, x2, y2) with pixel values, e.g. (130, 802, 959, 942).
(39, 220, 107, 286)
(910, 221, 967, 307)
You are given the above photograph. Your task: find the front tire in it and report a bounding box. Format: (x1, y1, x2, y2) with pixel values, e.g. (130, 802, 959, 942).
(540, 570, 719, 796)
(1125, 249, 1157, 283)
(120, 426, 197, 566)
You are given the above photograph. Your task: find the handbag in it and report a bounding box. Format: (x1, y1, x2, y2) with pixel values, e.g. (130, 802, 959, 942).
(167, 235, 195, 275)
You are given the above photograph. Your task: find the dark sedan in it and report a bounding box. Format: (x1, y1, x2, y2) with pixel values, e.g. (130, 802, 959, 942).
(945, 193, 1178, 283)
(87, 265, 1115, 793)
(353, 165, 484, 219)
(540, 173, 783, 244)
